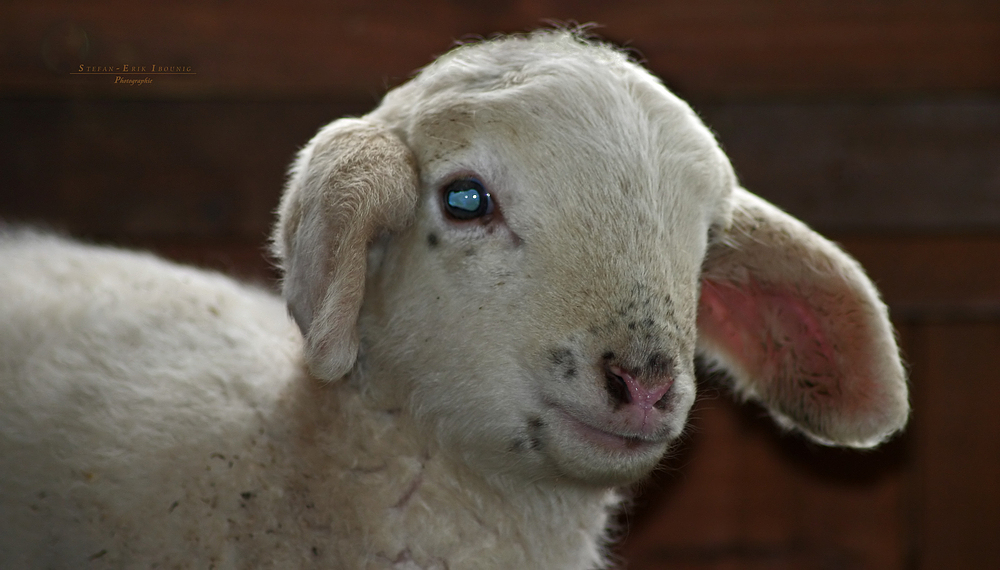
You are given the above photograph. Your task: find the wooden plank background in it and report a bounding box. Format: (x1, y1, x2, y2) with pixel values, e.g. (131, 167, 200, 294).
(2, 1, 999, 568)
(3, 1, 999, 99)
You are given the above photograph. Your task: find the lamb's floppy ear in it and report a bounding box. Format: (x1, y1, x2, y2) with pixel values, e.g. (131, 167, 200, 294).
(272, 118, 418, 381)
(697, 187, 908, 448)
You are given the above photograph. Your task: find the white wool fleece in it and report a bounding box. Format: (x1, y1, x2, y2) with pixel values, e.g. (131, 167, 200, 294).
(1, 30, 907, 569)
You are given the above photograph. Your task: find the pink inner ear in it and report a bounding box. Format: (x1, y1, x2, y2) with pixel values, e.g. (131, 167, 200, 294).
(697, 279, 839, 394)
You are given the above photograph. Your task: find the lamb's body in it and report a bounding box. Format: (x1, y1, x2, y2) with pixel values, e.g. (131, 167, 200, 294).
(0, 31, 908, 569)
(0, 234, 617, 568)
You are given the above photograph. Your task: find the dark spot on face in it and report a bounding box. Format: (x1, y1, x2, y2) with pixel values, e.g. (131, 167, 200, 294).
(240, 491, 255, 500)
(464, 247, 476, 256)
(549, 348, 579, 381)
(426, 233, 439, 247)
(88, 550, 108, 561)
(550, 348, 572, 365)
(646, 352, 673, 377)
(509, 438, 528, 452)
(312, 546, 320, 556)
(602, 351, 616, 361)
(628, 321, 637, 330)
(527, 417, 545, 449)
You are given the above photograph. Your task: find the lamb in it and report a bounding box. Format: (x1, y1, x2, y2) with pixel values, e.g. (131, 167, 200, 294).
(0, 30, 908, 569)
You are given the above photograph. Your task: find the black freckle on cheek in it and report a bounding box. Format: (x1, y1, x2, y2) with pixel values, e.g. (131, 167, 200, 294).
(602, 351, 616, 361)
(527, 417, 545, 450)
(550, 348, 579, 380)
(628, 321, 637, 330)
(464, 247, 476, 256)
(426, 233, 439, 247)
(509, 438, 528, 452)
(549, 348, 571, 364)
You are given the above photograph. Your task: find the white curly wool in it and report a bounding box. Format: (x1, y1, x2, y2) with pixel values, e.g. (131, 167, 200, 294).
(0, 31, 908, 569)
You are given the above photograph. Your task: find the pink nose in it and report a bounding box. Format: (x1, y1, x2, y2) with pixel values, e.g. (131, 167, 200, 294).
(605, 364, 673, 411)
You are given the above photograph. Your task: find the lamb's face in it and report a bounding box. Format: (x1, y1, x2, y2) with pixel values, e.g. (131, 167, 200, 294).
(358, 57, 733, 486)
(280, 37, 906, 485)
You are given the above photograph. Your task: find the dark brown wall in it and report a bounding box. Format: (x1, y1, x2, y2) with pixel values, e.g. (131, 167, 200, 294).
(2, 2, 999, 568)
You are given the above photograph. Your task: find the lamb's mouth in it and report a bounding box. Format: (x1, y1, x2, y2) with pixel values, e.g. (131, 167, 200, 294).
(548, 405, 670, 454)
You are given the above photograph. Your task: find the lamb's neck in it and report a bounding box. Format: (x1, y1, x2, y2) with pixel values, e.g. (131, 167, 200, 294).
(281, 375, 622, 569)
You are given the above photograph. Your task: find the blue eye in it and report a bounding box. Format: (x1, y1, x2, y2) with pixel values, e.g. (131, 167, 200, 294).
(443, 178, 492, 220)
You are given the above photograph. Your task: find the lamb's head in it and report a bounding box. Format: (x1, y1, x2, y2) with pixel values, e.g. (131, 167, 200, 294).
(272, 32, 909, 487)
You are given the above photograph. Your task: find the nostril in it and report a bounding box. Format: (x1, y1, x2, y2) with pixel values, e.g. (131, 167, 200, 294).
(653, 391, 671, 411)
(602, 360, 673, 411)
(604, 369, 631, 407)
